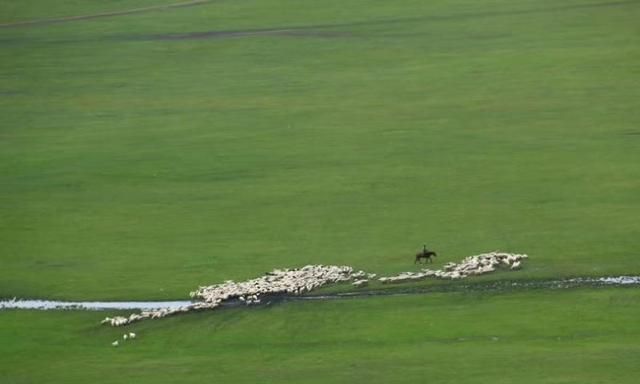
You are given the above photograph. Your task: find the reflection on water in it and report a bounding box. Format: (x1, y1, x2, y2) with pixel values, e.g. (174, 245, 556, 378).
(0, 299, 194, 311)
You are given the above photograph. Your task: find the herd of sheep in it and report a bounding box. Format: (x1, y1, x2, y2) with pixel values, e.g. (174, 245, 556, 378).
(101, 252, 527, 327)
(378, 251, 528, 283)
(102, 265, 369, 327)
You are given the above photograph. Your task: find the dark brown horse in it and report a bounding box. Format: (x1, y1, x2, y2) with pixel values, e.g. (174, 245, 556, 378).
(415, 245, 437, 264)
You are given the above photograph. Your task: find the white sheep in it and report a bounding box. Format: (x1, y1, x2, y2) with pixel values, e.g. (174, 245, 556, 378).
(352, 279, 368, 287)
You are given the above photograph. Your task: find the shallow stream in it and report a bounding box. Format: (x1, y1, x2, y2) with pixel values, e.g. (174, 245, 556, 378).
(2, 276, 639, 311)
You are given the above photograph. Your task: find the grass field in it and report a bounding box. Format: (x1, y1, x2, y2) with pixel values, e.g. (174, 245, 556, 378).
(1, 0, 639, 382)
(3, 289, 640, 383)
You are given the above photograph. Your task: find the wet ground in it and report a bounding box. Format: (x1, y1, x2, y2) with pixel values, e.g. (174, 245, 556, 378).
(0, 299, 194, 311)
(2, 276, 639, 311)
(297, 276, 640, 301)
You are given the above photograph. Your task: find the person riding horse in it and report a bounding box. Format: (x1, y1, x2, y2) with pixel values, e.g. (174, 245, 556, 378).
(415, 245, 437, 264)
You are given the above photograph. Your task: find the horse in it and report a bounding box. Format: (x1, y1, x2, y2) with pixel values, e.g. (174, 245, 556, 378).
(415, 245, 437, 264)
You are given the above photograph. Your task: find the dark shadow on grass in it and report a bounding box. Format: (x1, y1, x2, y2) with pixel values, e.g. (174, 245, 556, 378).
(139, 0, 638, 41)
(290, 276, 640, 301)
(2, 0, 637, 45)
(0, 0, 214, 29)
(147, 29, 352, 41)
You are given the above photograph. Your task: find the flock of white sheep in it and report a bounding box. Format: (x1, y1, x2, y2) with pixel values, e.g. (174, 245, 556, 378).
(378, 251, 528, 283)
(101, 252, 527, 328)
(102, 265, 369, 327)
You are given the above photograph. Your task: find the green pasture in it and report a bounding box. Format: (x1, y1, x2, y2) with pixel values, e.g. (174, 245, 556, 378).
(0, 0, 639, 382)
(1, 0, 638, 300)
(0, 0, 187, 24)
(3, 288, 640, 383)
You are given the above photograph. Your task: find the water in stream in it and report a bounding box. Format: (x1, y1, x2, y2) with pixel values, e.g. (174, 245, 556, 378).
(1, 276, 639, 311)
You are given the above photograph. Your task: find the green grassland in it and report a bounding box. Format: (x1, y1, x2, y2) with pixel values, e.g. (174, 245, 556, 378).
(1, 0, 638, 300)
(0, 0, 189, 24)
(3, 289, 640, 383)
(1, 0, 639, 382)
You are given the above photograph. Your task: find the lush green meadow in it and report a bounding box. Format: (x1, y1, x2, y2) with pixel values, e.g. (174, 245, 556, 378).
(1, 0, 639, 382)
(3, 289, 640, 383)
